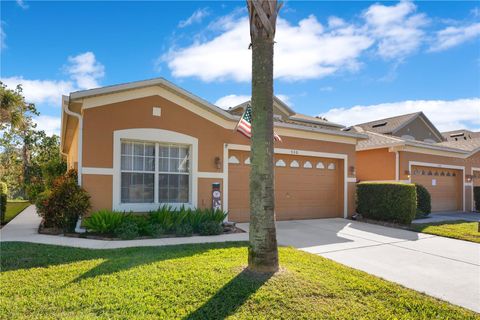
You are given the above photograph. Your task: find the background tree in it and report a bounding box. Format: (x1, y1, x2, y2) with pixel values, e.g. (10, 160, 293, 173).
(246, 0, 282, 273)
(0, 82, 66, 199)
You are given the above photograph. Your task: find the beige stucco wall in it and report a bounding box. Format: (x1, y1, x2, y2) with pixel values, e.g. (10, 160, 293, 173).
(356, 148, 396, 181)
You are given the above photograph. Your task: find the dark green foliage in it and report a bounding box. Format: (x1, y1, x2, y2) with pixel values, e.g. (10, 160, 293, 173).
(357, 182, 417, 225)
(142, 223, 165, 237)
(198, 221, 224, 236)
(0, 193, 6, 223)
(175, 223, 193, 237)
(114, 219, 139, 240)
(415, 183, 431, 218)
(35, 171, 91, 232)
(83, 209, 125, 234)
(474, 187, 480, 212)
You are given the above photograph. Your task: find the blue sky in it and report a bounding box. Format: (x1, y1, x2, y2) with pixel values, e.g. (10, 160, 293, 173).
(1, 0, 479, 135)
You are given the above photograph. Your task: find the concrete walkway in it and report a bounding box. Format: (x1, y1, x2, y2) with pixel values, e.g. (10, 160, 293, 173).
(2, 206, 479, 312)
(238, 219, 480, 313)
(412, 211, 480, 224)
(0, 206, 248, 249)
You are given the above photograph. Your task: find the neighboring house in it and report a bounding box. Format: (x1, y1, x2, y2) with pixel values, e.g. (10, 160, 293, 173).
(441, 129, 480, 142)
(350, 112, 480, 212)
(60, 78, 365, 222)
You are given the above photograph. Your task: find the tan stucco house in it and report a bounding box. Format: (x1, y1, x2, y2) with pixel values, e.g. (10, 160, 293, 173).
(351, 112, 480, 212)
(60, 78, 366, 222)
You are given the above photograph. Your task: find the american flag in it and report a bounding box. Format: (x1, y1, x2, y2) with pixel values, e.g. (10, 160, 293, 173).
(236, 104, 282, 142)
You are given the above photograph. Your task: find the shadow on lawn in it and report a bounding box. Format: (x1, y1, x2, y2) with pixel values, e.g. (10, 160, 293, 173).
(0, 241, 247, 275)
(184, 269, 273, 320)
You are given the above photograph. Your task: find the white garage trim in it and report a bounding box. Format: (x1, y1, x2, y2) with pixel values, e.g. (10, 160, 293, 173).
(224, 143, 350, 219)
(408, 161, 465, 212)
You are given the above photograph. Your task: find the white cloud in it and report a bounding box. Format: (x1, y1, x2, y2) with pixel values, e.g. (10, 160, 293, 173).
(363, 1, 428, 59)
(321, 98, 480, 132)
(65, 52, 105, 89)
(1, 77, 74, 105)
(33, 115, 61, 136)
(429, 22, 480, 52)
(0, 23, 5, 50)
(1, 52, 104, 106)
(179, 8, 210, 28)
(16, 0, 28, 9)
(215, 94, 250, 109)
(163, 15, 372, 82)
(276, 94, 292, 106)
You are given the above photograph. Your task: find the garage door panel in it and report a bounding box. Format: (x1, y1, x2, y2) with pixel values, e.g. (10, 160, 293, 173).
(228, 151, 341, 222)
(411, 166, 461, 212)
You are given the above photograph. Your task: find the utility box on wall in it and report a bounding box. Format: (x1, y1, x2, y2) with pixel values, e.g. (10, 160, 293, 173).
(212, 183, 221, 210)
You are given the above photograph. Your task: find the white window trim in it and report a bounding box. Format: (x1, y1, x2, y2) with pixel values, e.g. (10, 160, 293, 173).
(113, 128, 198, 212)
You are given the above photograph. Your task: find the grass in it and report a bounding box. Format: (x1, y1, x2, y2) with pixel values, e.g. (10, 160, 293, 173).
(3, 201, 30, 225)
(411, 220, 480, 243)
(1, 242, 478, 319)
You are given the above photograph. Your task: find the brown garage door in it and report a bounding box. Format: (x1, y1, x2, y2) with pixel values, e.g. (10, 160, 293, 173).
(228, 150, 343, 222)
(411, 166, 462, 212)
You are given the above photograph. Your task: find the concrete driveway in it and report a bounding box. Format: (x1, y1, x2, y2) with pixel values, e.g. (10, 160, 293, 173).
(237, 219, 480, 313)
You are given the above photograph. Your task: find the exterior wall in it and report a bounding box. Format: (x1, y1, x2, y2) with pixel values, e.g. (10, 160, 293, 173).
(82, 174, 113, 213)
(394, 117, 442, 143)
(356, 148, 396, 181)
(77, 94, 357, 217)
(466, 151, 480, 211)
(67, 125, 79, 170)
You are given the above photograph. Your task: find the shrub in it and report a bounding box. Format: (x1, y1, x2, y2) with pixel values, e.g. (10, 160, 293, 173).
(84, 209, 125, 234)
(35, 172, 90, 232)
(415, 183, 431, 218)
(0, 182, 7, 195)
(175, 223, 193, 237)
(474, 187, 480, 212)
(114, 219, 139, 240)
(143, 223, 165, 237)
(0, 193, 6, 224)
(198, 221, 224, 236)
(357, 182, 416, 225)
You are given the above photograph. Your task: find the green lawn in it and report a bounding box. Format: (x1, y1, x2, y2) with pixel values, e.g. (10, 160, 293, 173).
(1, 242, 477, 319)
(411, 220, 480, 243)
(3, 201, 30, 225)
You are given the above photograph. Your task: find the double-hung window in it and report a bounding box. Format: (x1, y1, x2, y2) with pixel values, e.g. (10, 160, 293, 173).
(120, 140, 190, 205)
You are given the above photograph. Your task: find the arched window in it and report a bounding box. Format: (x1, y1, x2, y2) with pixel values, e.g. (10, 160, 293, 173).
(290, 160, 300, 168)
(228, 156, 239, 164)
(327, 163, 336, 170)
(303, 161, 312, 169)
(244, 157, 250, 165)
(316, 162, 325, 169)
(275, 159, 286, 167)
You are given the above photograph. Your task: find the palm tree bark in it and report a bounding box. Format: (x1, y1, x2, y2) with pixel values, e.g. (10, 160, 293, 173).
(247, 0, 281, 273)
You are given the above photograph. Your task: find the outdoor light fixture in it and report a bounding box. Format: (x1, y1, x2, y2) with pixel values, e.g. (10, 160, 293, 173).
(466, 174, 473, 183)
(349, 166, 355, 175)
(214, 156, 221, 169)
(405, 170, 411, 178)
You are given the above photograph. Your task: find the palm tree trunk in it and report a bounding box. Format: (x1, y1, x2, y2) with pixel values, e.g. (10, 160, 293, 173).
(247, 0, 280, 273)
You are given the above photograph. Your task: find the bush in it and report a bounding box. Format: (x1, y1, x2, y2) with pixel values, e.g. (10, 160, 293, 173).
(357, 182, 417, 225)
(0, 182, 7, 195)
(175, 223, 193, 237)
(474, 187, 480, 212)
(0, 193, 6, 224)
(35, 172, 91, 232)
(84, 209, 125, 234)
(198, 221, 223, 236)
(114, 219, 139, 240)
(415, 183, 431, 218)
(143, 223, 165, 237)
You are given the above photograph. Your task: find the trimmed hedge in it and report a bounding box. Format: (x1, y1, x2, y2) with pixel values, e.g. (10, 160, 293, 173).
(474, 186, 480, 212)
(357, 182, 417, 225)
(414, 183, 431, 218)
(0, 182, 7, 223)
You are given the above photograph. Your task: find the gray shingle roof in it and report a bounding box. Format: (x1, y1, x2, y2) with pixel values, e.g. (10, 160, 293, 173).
(355, 112, 421, 134)
(436, 137, 480, 152)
